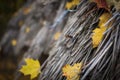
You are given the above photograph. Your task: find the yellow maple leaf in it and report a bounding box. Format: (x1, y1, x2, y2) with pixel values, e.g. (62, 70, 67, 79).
(65, 0, 80, 10)
(99, 13, 111, 28)
(92, 13, 111, 48)
(11, 39, 17, 46)
(62, 63, 83, 80)
(19, 58, 41, 79)
(92, 27, 106, 48)
(23, 6, 32, 15)
(53, 32, 61, 40)
(25, 27, 30, 33)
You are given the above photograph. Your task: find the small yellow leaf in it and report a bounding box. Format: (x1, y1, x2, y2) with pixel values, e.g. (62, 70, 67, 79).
(99, 13, 111, 28)
(25, 27, 30, 33)
(53, 32, 61, 40)
(92, 13, 111, 48)
(62, 63, 83, 80)
(65, 0, 80, 10)
(92, 27, 106, 48)
(23, 6, 32, 15)
(19, 58, 41, 79)
(11, 39, 17, 46)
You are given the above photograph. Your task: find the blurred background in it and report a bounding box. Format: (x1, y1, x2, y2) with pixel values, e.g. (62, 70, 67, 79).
(0, 0, 27, 38)
(0, 0, 27, 79)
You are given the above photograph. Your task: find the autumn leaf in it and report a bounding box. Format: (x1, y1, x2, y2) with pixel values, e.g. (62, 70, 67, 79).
(19, 58, 41, 79)
(98, 13, 111, 27)
(25, 27, 30, 33)
(92, 13, 111, 48)
(90, 0, 109, 10)
(65, 0, 80, 10)
(11, 39, 17, 46)
(53, 32, 61, 40)
(106, 0, 120, 11)
(23, 6, 32, 15)
(92, 27, 106, 48)
(62, 63, 83, 80)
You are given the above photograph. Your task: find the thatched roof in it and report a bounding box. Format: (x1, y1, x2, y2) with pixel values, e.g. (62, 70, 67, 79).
(0, 0, 120, 80)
